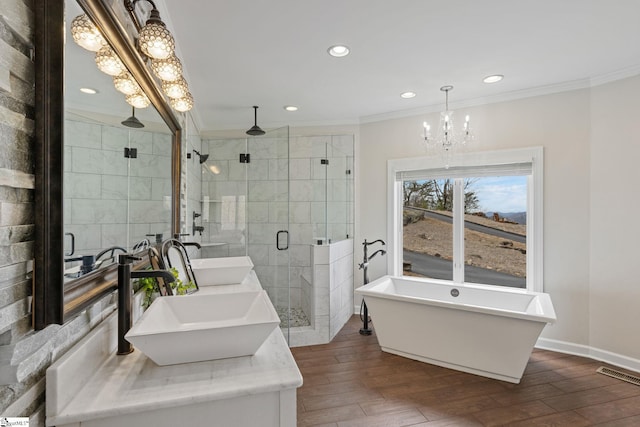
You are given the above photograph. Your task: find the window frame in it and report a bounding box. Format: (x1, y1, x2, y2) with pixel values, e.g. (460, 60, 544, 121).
(387, 147, 544, 292)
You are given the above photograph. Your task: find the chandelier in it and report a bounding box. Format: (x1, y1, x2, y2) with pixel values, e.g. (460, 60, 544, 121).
(422, 85, 473, 167)
(70, 0, 193, 112)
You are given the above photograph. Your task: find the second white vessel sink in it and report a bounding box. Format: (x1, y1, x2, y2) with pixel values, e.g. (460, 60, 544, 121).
(125, 291, 279, 366)
(191, 256, 254, 286)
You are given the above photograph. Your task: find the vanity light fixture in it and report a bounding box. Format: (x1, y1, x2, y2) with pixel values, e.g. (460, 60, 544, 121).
(400, 91, 416, 99)
(151, 55, 183, 82)
(284, 105, 298, 112)
(483, 74, 504, 83)
(70, 14, 106, 52)
(114, 71, 142, 95)
(169, 92, 194, 112)
(162, 77, 189, 99)
(126, 92, 151, 109)
(136, 1, 175, 60)
(422, 85, 474, 168)
(328, 45, 350, 57)
(95, 45, 126, 76)
(71, 2, 193, 113)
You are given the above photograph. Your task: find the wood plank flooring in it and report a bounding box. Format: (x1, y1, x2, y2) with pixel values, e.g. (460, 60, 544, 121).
(291, 316, 640, 426)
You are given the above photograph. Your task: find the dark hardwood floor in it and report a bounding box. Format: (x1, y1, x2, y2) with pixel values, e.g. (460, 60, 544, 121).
(291, 316, 640, 426)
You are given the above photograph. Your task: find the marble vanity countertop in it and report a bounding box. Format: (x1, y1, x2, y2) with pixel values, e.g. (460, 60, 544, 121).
(46, 269, 302, 426)
(47, 327, 302, 426)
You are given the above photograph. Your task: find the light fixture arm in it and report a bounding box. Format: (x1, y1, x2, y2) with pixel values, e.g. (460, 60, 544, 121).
(124, 0, 164, 31)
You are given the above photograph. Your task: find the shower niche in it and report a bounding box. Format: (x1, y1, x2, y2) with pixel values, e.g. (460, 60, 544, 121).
(196, 130, 354, 345)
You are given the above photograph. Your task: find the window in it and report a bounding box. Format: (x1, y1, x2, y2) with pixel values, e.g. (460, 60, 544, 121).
(388, 147, 543, 291)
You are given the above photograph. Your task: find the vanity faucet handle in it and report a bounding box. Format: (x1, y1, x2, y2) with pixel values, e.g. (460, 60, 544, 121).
(118, 254, 142, 264)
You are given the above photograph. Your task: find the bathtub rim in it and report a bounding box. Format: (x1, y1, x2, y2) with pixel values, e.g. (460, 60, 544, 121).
(355, 274, 556, 324)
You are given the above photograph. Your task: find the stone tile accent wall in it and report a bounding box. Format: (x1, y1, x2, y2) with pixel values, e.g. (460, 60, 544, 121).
(0, 2, 117, 425)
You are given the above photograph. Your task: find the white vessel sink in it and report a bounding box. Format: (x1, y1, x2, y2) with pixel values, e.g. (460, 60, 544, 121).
(191, 256, 254, 286)
(125, 291, 279, 366)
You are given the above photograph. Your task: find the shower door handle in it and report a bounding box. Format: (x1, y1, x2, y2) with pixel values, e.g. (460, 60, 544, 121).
(276, 230, 289, 251)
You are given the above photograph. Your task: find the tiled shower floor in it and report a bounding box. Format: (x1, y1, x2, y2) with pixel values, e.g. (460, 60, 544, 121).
(276, 307, 311, 328)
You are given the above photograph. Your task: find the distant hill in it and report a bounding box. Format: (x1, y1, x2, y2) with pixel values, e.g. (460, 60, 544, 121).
(487, 212, 527, 225)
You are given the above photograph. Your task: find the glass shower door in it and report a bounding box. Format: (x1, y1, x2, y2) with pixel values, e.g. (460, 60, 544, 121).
(246, 126, 291, 341)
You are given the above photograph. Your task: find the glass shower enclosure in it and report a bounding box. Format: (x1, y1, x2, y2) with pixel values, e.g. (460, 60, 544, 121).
(197, 130, 354, 345)
(197, 127, 291, 337)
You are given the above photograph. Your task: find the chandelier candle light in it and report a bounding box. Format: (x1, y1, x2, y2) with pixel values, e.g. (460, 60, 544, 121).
(423, 85, 473, 168)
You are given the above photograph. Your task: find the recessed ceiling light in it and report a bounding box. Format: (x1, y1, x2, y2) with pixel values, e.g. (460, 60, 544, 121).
(327, 45, 350, 57)
(483, 74, 504, 84)
(80, 87, 98, 94)
(284, 105, 298, 112)
(400, 91, 416, 99)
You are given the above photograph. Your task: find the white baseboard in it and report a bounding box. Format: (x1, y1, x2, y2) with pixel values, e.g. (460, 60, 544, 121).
(536, 337, 640, 374)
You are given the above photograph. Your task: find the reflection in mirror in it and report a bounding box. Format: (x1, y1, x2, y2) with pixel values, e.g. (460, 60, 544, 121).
(62, 112, 173, 280)
(63, 0, 173, 280)
(33, 0, 182, 329)
(160, 239, 199, 293)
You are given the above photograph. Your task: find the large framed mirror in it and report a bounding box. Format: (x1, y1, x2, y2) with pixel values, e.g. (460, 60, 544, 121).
(34, 0, 182, 329)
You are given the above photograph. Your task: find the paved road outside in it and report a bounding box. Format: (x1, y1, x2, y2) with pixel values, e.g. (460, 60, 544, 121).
(403, 250, 526, 288)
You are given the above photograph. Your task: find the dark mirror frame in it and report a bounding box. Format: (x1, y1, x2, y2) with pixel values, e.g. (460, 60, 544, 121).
(34, 0, 182, 329)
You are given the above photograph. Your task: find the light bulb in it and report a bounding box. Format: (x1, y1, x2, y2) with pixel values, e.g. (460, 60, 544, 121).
(125, 92, 151, 109)
(169, 92, 193, 112)
(328, 45, 350, 57)
(95, 45, 125, 76)
(70, 14, 105, 52)
(138, 22, 175, 60)
(161, 78, 188, 99)
(151, 56, 182, 81)
(113, 72, 141, 95)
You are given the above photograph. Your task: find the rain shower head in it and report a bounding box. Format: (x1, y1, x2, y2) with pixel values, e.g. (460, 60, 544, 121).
(121, 107, 144, 128)
(246, 105, 265, 136)
(193, 149, 209, 164)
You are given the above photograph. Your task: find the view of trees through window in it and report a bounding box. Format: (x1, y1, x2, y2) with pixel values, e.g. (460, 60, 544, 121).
(402, 176, 527, 288)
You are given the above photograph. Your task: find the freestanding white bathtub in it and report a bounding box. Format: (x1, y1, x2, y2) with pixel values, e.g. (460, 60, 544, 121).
(355, 275, 556, 383)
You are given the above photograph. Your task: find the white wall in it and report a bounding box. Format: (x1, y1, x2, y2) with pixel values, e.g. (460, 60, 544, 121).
(590, 75, 640, 361)
(357, 76, 640, 364)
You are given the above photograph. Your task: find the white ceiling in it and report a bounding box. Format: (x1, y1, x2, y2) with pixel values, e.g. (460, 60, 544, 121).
(67, 0, 640, 133)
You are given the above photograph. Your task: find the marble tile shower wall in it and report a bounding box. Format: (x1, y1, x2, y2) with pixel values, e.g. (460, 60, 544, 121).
(199, 138, 249, 258)
(63, 119, 172, 254)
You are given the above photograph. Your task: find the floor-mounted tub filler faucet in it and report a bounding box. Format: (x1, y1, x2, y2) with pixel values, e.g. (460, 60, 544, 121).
(359, 239, 386, 335)
(117, 254, 175, 355)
